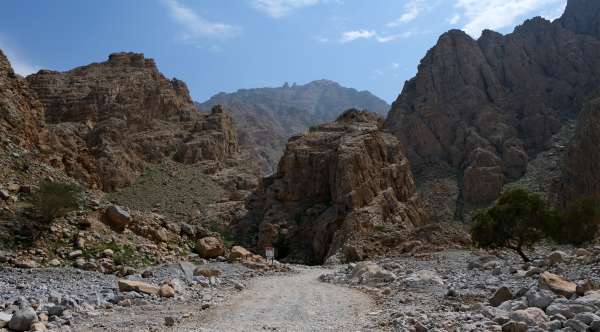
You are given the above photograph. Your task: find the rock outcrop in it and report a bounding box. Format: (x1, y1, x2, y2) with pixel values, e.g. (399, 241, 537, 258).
(0, 50, 47, 152)
(251, 109, 426, 264)
(199, 80, 390, 174)
(385, 0, 600, 220)
(27, 53, 241, 191)
(553, 98, 600, 203)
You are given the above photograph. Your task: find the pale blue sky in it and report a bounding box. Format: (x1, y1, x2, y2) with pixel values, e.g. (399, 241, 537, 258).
(0, 0, 567, 103)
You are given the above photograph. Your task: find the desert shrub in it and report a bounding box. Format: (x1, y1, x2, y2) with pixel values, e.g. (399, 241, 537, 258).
(546, 197, 600, 245)
(31, 180, 83, 222)
(471, 189, 550, 262)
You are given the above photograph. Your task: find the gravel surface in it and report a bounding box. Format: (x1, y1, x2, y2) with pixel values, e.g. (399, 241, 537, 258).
(180, 267, 377, 332)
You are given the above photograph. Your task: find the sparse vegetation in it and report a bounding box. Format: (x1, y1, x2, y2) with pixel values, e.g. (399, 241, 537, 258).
(31, 180, 83, 223)
(471, 189, 550, 262)
(83, 241, 154, 268)
(545, 197, 600, 245)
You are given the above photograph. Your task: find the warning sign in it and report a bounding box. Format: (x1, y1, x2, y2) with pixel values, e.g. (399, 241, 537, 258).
(265, 246, 274, 262)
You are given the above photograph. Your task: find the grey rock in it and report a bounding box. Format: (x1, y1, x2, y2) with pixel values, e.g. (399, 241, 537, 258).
(565, 318, 588, 332)
(502, 321, 528, 332)
(526, 287, 554, 310)
(8, 307, 38, 332)
(573, 312, 600, 325)
(490, 287, 513, 307)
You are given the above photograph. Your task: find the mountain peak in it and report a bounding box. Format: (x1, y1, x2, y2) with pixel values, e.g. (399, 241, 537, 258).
(559, 0, 600, 38)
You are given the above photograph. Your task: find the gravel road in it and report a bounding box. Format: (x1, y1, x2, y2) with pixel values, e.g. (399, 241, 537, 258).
(181, 267, 376, 332)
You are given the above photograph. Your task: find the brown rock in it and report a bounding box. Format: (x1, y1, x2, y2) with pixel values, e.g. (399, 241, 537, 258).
(248, 109, 427, 263)
(490, 286, 513, 307)
(539, 272, 577, 297)
(193, 268, 221, 278)
(229, 246, 252, 261)
(117, 279, 160, 296)
(196, 237, 224, 259)
(159, 284, 175, 298)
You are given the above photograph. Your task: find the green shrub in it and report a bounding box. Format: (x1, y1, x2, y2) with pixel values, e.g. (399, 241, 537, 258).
(31, 180, 83, 222)
(546, 197, 600, 245)
(471, 189, 550, 262)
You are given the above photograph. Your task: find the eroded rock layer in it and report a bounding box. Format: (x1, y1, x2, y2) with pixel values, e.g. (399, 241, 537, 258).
(253, 110, 427, 264)
(385, 0, 600, 220)
(27, 53, 240, 191)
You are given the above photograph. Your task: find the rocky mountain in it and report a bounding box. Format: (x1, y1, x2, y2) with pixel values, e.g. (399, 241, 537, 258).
(26, 53, 244, 191)
(242, 109, 426, 264)
(385, 0, 600, 221)
(553, 97, 600, 204)
(199, 80, 390, 174)
(0, 50, 47, 153)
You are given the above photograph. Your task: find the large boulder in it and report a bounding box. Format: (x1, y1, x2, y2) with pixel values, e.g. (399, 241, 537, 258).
(102, 205, 131, 232)
(229, 246, 252, 261)
(8, 307, 38, 332)
(539, 272, 577, 298)
(350, 262, 397, 285)
(196, 237, 224, 259)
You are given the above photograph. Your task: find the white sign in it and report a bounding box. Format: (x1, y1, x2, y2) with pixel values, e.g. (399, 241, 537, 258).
(265, 246, 274, 260)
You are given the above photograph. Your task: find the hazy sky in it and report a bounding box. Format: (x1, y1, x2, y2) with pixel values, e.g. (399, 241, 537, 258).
(0, 0, 567, 103)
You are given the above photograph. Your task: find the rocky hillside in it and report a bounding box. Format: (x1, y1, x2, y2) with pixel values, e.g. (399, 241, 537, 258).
(26, 53, 243, 191)
(553, 97, 600, 204)
(199, 80, 389, 174)
(241, 110, 426, 264)
(385, 0, 600, 221)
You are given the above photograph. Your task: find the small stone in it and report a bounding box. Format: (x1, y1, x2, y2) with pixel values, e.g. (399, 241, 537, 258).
(141, 270, 154, 278)
(232, 280, 245, 291)
(502, 321, 528, 332)
(0, 190, 9, 200)
(117, 279, 160, 296)
(48, 259, 61, 267)
(30, 322, 47, 331)
(565, 318, 588, 331)
(164, 316, 176, 327)
(102, 249, 114, 258)
(68, 250, 83, 259)
(575, 248, 590, 257)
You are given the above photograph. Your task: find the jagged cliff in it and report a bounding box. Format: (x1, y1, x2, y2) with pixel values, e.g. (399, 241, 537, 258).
(0, 50, 47, 153)
(250, 110, 426, 264)
(385, 0, 600, 221)
(26, 53, 242, 191)
(199, 80, 390, 174)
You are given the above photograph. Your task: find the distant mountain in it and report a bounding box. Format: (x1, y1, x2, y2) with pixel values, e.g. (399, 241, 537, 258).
(198, 80, 389, 174)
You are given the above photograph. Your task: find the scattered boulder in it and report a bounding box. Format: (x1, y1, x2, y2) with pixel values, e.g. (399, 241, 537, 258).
(159, 284, 175, 298)
(8, 307, 38, 332)
(509, 307, 548, 328)
(351, 262, 397, 285)
(501, 321, 528, 332)
(117, 279, 160, 296)
(229, 246, 252, 261)
(490, 287, 513, 307)
(193, 268, 221, 278)
(103, 206, 131, 232)
(404, 270, 444, 288)
(546, 251, 568, 265)
(539, 272, 577, 297)
(525, 287, 554, 310)
(196, 237, 224, 259)
(30, 322, 47, 331)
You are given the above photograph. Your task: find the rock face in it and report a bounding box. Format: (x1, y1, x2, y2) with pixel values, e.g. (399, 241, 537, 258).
(199, 80, 390, 174)
(553, 98, 600, 204)
(385, 0, 600, 220)
(26, 52, 240, 191)
(0, 50, 47, 152)
(250, 109, 426, 264)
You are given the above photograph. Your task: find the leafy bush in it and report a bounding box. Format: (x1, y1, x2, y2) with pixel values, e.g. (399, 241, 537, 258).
(31, 180, 83, 222)
(471, 189, 550, 262)
(546, 197, 600, 245)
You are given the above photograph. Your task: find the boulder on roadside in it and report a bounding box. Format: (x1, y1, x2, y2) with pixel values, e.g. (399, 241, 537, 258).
(351, 262, 397, 285)
(8, 307, 38, 332)
(117, 279, 160, 296)
(229, 246, 252, 261)
(196, 237, 224, 259)
(539, 272, 577, 297)
(103, 205, 131, 232)
(509, 307, 548, 328)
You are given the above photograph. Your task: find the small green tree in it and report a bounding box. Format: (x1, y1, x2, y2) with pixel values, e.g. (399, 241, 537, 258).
(546, 197, 600, 245)
(31, 180, 83, 223)
(471, 189, 550, 262)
